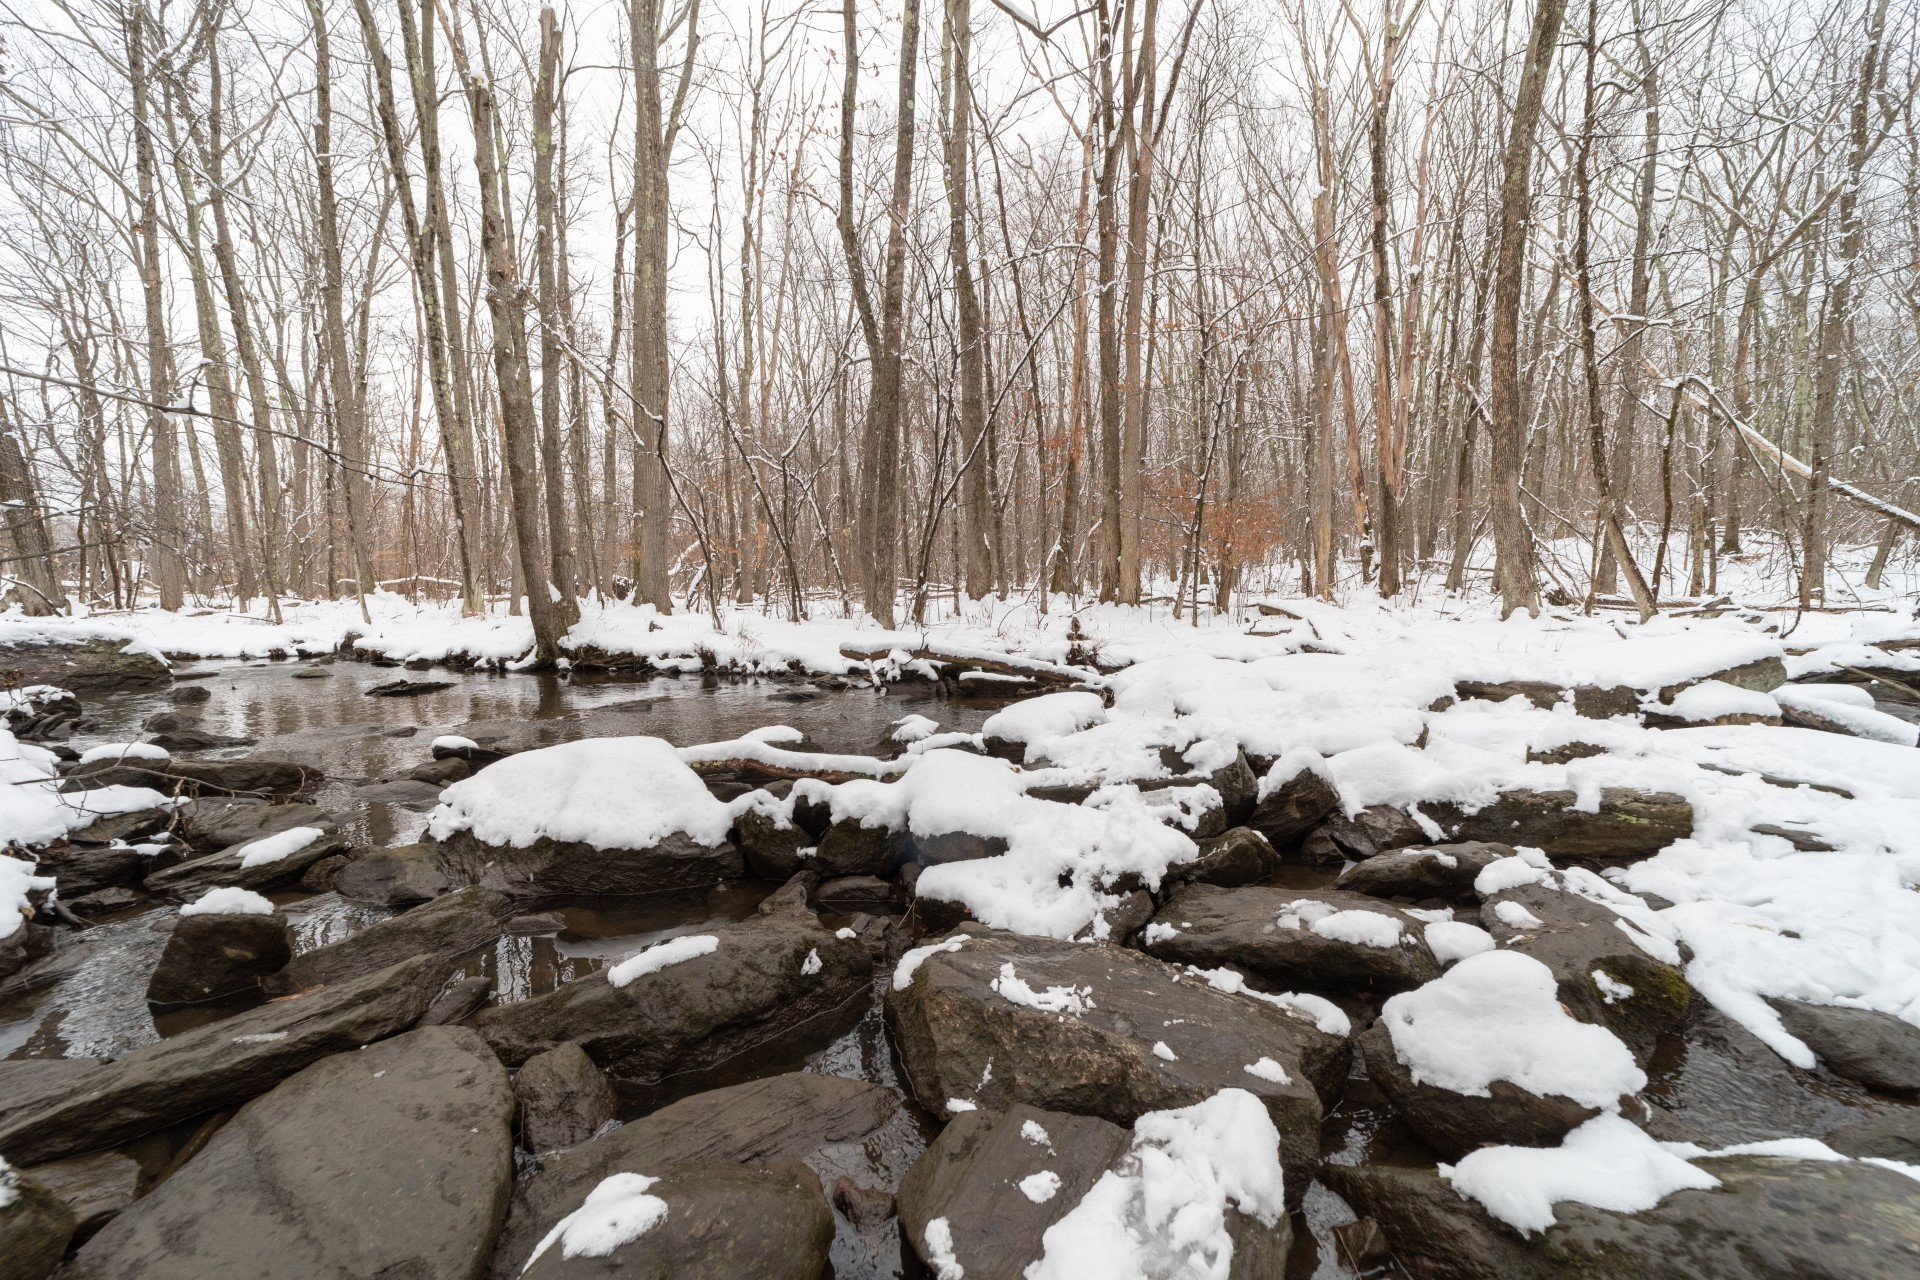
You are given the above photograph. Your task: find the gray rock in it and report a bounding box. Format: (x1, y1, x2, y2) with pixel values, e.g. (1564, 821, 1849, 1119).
(144, 828, 351, 899)
(16, 1151, 141, 1242)
(1454, 679, 1639, 719)
(435, 829, 743, 897)
(515, 1044, 616, 1154)
(737, 805, 814, 881)
(0, 919, 54, 983)
(0, 638, 169, 690)
(167, 685, 212, 705)
(1246, 764, 1340, 849)
(0, 952, 452, 1165)
(1335, 842, 1512, 903)
(1427, 788, 1693, 865)
(66, 808, 172, 848)
(28, 844, 146, 900)
(145, 725, 255, 752)
(1824, 1109, 1920, 1163)
(1144, 885, 1442, 995)
(174, 800, 332, 854)
(407, 756, 471, 785)
(66, 756, 320, 798)
(1773, 1001, 1920, 1095)
(0, 1167, 75, 1280)
(518, 1159, 833, 1280)
(263, 885, 512, 996)
(885, 929, 1346, 1198)
(0, 1059, 108, 1129)
(812, 817, 900, 877)
(420, 976, 497, 1027)
(1301, 804, 1431, 863)
(68, 1026, 514, 1280)
(332, 841, 451, 906)
(813, 874, 898, 912)
(1169, 826, 1284, 889)
(489, 1072, 897, 1278)
(145, 910, 293, 1005)
(466, 902, 870, 1076)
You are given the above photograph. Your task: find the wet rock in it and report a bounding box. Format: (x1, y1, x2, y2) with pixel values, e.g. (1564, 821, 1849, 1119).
(174, 799, 330, 853)
(489, 1072, 897, 1278)
(365, 678, 457, 698)
(146, 909, 293, 1005)
(297, 854, 348, 892)
(0, 920, 54, 983)
(518, 1158, 833, 1280)
(831, 1176, 895, 1226)
(515, 1044, 616, 1154)
(66, 756, 320, 798)
(30, 843, 147, 899)
(0, 637, 170, 691)
(1301, 805, 1429, 863)
(407, 756, 471, 785)
(737, 804, 814, 881)
(1772, 1001, 1920, 1095)
(264, 885, 513, 996)
(144, 827, 350, 899)
(0, 1059, 108, 1129)
(1144, 886, 1442, 995)
(66, 808, 172, 848)
(17, 1151, 141, 1243)
(507, 912, 564, 936)
(435, 829, 744, 898)
(420, 976, 497, 1027)
(897, 1104, 1131, 1280)
(1427, 788, 1692, 865)
(812, 817, 900, 877)
(290, 666, 332, 680)
(1247, 761, 1341, 849)
(0, 1167, 75, 1280)
(1327, 1153, 1920, 1280)
(813, 874, 898, 912)
(1823, 1109, 1920, 1162)
(1357, 1019, 1605, 1159)
(4, 685, 82, 740)
(1334, 842, 1512, 903)
(146, 725, 255, 752)
(68, 886, 141, 914)
(0, 952, 452, 1165)
(466, 902, 870, 1076)
(333, 840, 451, 906)
(68, 1026, 514, 1280)
(166, 685, 211, 705)
(1480, 884, 1690, 1061)
(1169, 826, 1283, 888)
(885, 929, 1345, 1197)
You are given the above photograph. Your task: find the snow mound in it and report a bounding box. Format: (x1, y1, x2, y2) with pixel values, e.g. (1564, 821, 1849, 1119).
(1655, 680, 1778, 723)
(524, 1171, 668, 1268)
(428, 736, 732, 850)
(1, 854, 54, 939)
(1425, 920, 1496, 964)
(1441, 1114, 1718, 1235)
(76, 741, 171, 766)
(981, 691, 1107, 758)
(607, 934, 719, 988)
(235, 826, 325, 868)
(180, 887, 276, 916)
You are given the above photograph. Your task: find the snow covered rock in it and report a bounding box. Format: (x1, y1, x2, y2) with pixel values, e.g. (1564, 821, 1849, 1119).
(897, 1105, 1133, 1280)
(262, 885, 515, 996)
(0, 1160, 75, 1280)
(1644, 680, 1782, 729)
(429, 737, 745, 895)
(65, 754, 319, 798)
(513, 1044, 616, 1155)
(1144, 886, 1443, 995)
(173, 798, 331, 853)
(1775, 687, 1920, 746)
(0, 952, 454, 1166)
(467, 900, 869, 1077)
(884, 929, 1347, 1198)
(1425, 787, 1693, 865)
(518, 1159, 832, 1280)
(981, 691, 1108, 762)
(1246, 755, 1341, 848)
(0, 637, 169, 691)
(1769, 1001, 1920, 1096)
(1327, 1150, 1920, 1280)
(144, 904, 292, 1005)
(1335, 842, 1513, 903)
(1359, 951, 1647, 1158)
(67, 1026, 513, 1280)
(1168, 826, 1284, 889)
(144, 825, 349, 898)
(331, 840, 451, 906)
(489, 1072, 896, 1278)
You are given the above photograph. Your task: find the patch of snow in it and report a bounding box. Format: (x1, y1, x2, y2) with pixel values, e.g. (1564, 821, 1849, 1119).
(76, 741, 170, 766)
(1774, 687, 1918, 746)
(1493, 900, 1546, 930)
(235, 825, 324, 868)
(1, 854, 53, 940)
(946, 1098, 977, 1114)
(894, 936, 967, 989)
(1019, 1170, 1062, 1203)
(990, 962, 1093, 1016)
(1592, 970, 1635, 1003)
(1655, 680, 1779, 723)
(981, 691, 1106, 759)
(1244, 1057, 1291, 1084)
(1476, 853, 1551, 896)
(1022, 1120, 1052, 1147)
(801, 948, 822, 976)
(1312, 909, 1404, 948)
(524, 1172, 668, 1269)
(1152, 1041, 1177, 1061)
(1184, 965, 1352, 1036)
(835, 927, 857, 940)
(180, 887, 276, 916)
(1143, 922, 1177, 945)
(607, 934, 718, 988)
(1441, 1115, 1718, 1235)
(431, 735, 480, 753)
(1425, 920, 1496, 964)
(923, 1216, 965, 1280)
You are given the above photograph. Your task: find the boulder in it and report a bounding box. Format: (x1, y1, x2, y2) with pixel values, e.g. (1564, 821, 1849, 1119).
(1144, 885, 1442, 995)
(333, 841, 451, 906)
(1772, 1001, 1920, 1095)
(1168, 826, 1284, 889)
(1246, 762, 1340, 849)
(0, 638, 169, 690)
(737, 805, 814, 881)
(489, 1072, 897, 1278)
(263, 885, 513, 996)
(68, 1026, 514, 1280)
(1327, 1153, 1920, 1280)
(0, 1167, 75, 1280)
(0, 952, 452, 1165)
(1454, 679, 1639, 719)
(811, 817, 899, 877)
(518, 1159, 833, 1280)
(167, 684, 212, 705)
(885, 929, 1345, 1197)
(421, 976, 497, 1027)
(15, 1151, 141, 1242)
(145, 910, 293, 1005)
(435, 829, 743, 898)
(466, 903, 870, 1076)
(897, 1104, 1130, 1280)
(4, 685, 82, 740)
(514, 1044, 617, 1154)
(145, 725, 255, 752)
(0, 920, 55, 983)
(144, 827, 351, 899)
(1137, 750, 1259, 837)
(1426, 788, 1692, 865)
(174, 799, 331, 854)
(1335, 842, 1513, 903)
(1300, 804, 1430, 863)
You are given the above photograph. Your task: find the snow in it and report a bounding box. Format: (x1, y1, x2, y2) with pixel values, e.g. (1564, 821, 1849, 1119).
(1019, 1170, 1062, 1203)
(1184, 966, 1353, 1036)
(1143, 922, 1177, 945)
(1152, 1041, 1177, 1061)
(76, 741, 170, 766)
(801, 948, 822, 976)
(0, 1155, 18, 1210)
(1310, 909, 1403, 948)
(1773, 686, 1918, 746)
(981, 691, 1107, 760)
(180, 887, 276, 916)
(1492, 900, 1546, 930)
(1243, 1057, 1291, 1084)
(1441, 1115, 1719, 1235)
(1382, 951, 1646, 1108)
(1654, 680, 1779, 723)
(234, 826, 325, 868)
(891, 714, 940, 744)
(1425, 920, 1496, 964)
(946, 1099, 978, 1114)
(431, 735, 480, 753)
(0, 726, 171, 849)
(894, 936, 968, 989)
(923, 1217, 965, 1280)
(1025, 1089, 1286, 1280)
(1475, 850, 1553, 895)
(428, 736, 733, 850)
(990, 962, 1093, 1016)
(1, 854, 53, 939)
(523, 1172, 668, 1269)
(1022, 1120, 1052, 1146)
(1592, 970, 1635, 1003)
(606, 934, 719, 988)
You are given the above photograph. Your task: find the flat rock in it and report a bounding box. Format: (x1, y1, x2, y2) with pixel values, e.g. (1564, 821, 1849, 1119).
(0, 1168, 75, 1280)
(333, 840, 451, 906)
(897, 1104, 1131, 1280)
(435, 829, 744, 897)
(146, 725, 256, 752)
(263, 885, 512, 996)
(514, 1043, 616, 1154)
(1170, 826, 1284, 888)
(1824, 1109, 1920, 1162)
(0, 1058, 108, 1129)
(1335, 842, 1512, 903)
(466, 901, 870, 1076)
(0, 638, 169, 690)
(146, 910, 293, 1005)
(66, 756, 320, 798)
(66, 808, 172, 848)
(30, 843, 148, 899)
(1328, 1153, 1920, 1280)
(519, 1158, 833, 1280)
(885, 928, 1346, 1197)
(489, 1072, 898, 1278)
(69, 1025, 514, 1280)
(1426, 788, 1692, 865)
(365, 678, 457, 697)
(144, 828, 351, 899)
(174, 799, 332, 854)
(1773, 1001, 1920, 1095)
(813, 874, 898, 912)
(0, 952, 452, 1165)
(1144, 885, 1442, 995)
(16, 1150, 141, 1242)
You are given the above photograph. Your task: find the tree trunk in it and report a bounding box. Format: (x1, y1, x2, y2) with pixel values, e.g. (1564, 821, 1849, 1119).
(533, 6, 581, 628)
